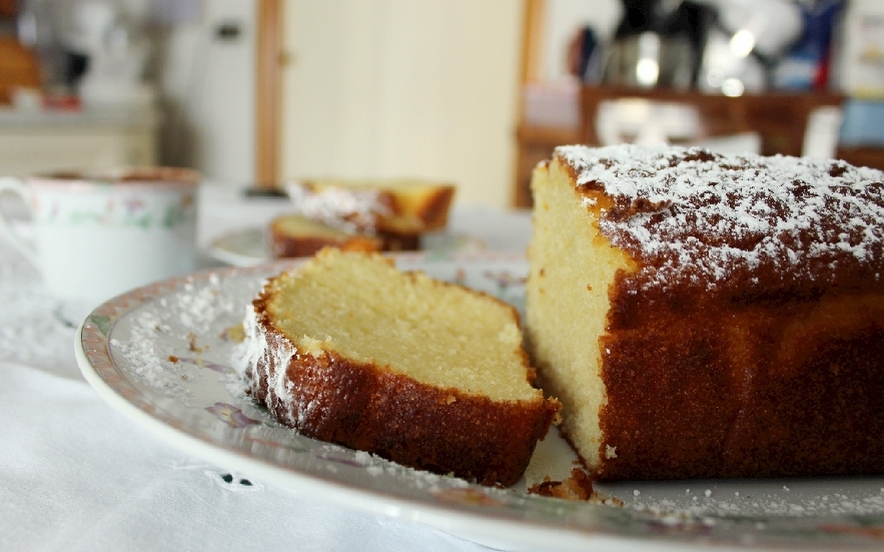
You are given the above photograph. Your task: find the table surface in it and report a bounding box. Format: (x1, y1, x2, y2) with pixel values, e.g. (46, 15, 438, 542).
(0, 186, 531, 552)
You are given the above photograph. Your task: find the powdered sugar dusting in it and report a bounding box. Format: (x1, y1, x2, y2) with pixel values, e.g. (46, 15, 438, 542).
(175, 275, 236, 331)
(110, 275, 243, 398)
(240, 298, 302, 426)
(350, 449, 471, 490)
(556, 144, 884, 296)
(109, 310, 184, 395)
(285, 181, 390, 234)
(615, 482, 884, 519)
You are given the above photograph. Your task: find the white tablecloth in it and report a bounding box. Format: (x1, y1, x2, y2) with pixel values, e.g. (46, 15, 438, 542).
(0, 186, 532, 552)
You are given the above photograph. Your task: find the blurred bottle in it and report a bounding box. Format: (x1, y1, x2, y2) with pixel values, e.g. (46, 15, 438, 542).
(772, 0, 844, 91)
(16, 0, 68, 91)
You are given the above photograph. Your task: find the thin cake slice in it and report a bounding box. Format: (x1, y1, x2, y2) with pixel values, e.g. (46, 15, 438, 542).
(268, 214, 383, 258)
(244, 248, 560, 486)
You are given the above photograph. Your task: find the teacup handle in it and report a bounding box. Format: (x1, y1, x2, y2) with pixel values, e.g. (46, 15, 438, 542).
(0, 177, 38, 266)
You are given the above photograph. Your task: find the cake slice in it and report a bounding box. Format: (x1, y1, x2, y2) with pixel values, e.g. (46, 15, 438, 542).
(527, 144, 884, 481)
(284, 178, 456, 236)
(243, 248, 560, 486)
(268, 214, 383, 258)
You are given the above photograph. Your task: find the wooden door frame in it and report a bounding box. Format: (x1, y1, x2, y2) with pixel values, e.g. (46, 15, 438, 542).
(255, 0, 283, 188)
(519, 0, 545, 85)
(511, 0, 546, 207)
(259, 1, 544, 196)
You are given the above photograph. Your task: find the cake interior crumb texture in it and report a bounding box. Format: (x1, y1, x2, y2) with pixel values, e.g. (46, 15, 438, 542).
(526, 156, 635, 471)
(527, 144, 884, 481)
(266, 251, 537, 402)
(273, 214, 359, 239)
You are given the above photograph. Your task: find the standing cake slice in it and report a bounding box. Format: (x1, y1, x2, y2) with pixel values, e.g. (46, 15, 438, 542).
(243, 248, 560, 486)
(526, 144, 884, 481)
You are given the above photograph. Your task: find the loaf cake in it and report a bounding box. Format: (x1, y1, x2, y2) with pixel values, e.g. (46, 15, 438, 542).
(268, 214, 383, 258)
(243, 248, 560, 486)
(526, 144, 884, 481)
(284, 178, 456, 236)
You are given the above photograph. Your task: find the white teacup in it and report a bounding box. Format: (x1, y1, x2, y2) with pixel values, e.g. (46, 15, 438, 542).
(0, 167, 201, 302)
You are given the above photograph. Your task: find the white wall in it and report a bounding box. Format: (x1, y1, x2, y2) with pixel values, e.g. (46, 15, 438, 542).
(151, 0, 619, 201)
(281, 0, 524, 208)
(154, 0, 255, 186)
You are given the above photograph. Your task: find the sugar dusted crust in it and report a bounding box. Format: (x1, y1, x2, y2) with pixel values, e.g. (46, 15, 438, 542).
(244, 251, 559, 486)
(556, 144, 884, 304)
(527, 145, 884, 481)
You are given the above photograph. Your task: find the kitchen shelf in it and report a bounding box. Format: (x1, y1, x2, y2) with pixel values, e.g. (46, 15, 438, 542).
(513, 85, 883, 208)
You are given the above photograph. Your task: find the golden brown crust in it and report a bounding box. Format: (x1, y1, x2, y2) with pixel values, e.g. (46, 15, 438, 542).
(373, 231, 421, 252)
(556, 145, 884, 305)
(393, 185, 456, 231)
(268, 215, 420, 258)
(246, 258, 560, 487)
(595, 292, 884, 481)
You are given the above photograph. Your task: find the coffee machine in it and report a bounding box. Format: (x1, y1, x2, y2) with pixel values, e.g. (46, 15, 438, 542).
(603, 0, 804, 93)
(603, 0, 713, 89)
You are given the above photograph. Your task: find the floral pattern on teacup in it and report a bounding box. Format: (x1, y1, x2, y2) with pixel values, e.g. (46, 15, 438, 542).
(36, 190, 195, 230)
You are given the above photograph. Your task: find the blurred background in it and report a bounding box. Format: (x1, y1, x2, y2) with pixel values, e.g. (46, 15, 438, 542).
(0, 0, 882, 209)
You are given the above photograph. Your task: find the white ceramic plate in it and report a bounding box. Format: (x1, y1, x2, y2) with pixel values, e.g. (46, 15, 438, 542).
(207, 227, 485, 267)
(75, 253, 884, 551)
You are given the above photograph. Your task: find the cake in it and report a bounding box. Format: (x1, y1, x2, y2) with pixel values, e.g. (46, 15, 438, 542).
(243, 248, 560, 486)
(526, 144, 884, 481)
(284, 178, 456, 236)
(268, 214, 383, 258)
(273, 179, 456, 256)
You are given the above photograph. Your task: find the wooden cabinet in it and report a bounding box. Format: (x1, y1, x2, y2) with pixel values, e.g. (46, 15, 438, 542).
(513, 85, 884, 208)
(578, 86, 844, 158)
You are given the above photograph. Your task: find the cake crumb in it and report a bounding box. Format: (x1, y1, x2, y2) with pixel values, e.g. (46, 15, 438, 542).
(527, 468, 598, 501)
(223, 324, 246, 343)
(187, 332, 202, 353)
